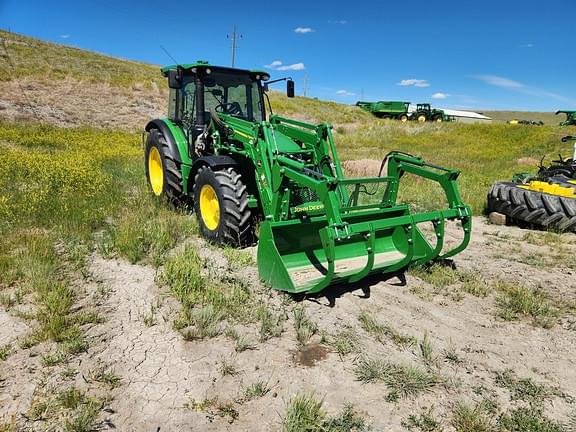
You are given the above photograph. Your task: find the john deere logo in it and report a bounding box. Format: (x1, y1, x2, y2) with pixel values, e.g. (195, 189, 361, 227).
(293, 204, 324, 213)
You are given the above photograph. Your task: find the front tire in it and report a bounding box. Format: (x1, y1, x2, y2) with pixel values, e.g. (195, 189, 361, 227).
(417, 113, 427, 123)
(193, 166, 254, 246)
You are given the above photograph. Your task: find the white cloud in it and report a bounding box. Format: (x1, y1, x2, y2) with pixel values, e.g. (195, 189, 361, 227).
(473, 74, 576, 106)
(397, 79, 430, 88)
(431, 92, 449, 99)
(264, 60, 283, 69)
(60, 34, 70, 39)
(294, 27, 314, 34)
(277, 62, 305, 71)
(520, 43, 534, 48)
(336, 89, 355, 96)
(474, 75, 524, 89)
(329, 20, 347, 25)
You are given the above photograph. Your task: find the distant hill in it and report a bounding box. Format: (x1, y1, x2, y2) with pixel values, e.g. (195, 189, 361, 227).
(483, 111, 560, 124)
(0, 29, 368, 129)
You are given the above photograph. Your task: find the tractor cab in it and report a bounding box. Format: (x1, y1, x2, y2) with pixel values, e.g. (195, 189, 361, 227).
(416, 103, 431, 113)
(161, 62, 294, 151)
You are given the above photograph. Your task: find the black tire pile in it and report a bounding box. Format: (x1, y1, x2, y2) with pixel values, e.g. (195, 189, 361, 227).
(487, 181, 576, 232)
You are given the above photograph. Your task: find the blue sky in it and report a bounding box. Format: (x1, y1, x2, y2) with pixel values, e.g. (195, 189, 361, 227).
(1, 0, 575, 111)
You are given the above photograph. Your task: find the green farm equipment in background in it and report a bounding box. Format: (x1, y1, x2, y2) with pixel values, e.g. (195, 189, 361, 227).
(145, 61, 472, 294)
(356, 100, 411, 122)
(487, 135, 576, 232)
(556, 110, 576, 126)
(411, 104, 454, 123)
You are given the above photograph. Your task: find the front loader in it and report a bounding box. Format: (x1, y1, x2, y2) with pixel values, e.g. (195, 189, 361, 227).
(144, 61, 472, 294)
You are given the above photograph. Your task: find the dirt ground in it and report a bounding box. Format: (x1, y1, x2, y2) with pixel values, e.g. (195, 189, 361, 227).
(1, 216, 575, 430)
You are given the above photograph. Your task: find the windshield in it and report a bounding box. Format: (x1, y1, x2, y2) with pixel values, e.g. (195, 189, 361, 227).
(203, 71, 264, 122)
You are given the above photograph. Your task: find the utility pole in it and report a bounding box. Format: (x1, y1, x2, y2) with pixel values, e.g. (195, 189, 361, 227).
(227, 24, 242, 67)
(303, 73, 309, 97)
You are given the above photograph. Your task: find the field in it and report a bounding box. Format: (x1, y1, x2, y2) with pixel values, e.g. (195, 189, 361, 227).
(1, 30, 576, 431)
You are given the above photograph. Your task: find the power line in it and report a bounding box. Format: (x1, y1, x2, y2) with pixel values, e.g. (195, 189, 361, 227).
(227, 24, 242, 67)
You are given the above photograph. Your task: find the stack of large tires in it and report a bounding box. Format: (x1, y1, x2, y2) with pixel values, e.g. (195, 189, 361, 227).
(487, 180, 576, 232)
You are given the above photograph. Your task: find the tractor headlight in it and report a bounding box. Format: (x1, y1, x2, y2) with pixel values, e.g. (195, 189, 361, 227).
(206, 68, 211, 74)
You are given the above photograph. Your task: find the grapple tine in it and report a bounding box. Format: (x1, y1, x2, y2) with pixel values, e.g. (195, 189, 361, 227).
(439, 214, 472, 260)
(349, 224, 376, 283)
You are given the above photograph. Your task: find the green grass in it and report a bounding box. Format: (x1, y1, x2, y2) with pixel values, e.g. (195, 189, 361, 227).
(354, 358, 442, 400)
(358, 310, 415, 348)
(494, 369, 551, 405)
(451, 402, 495, 432)
(256, 306, 286, 342)
(281, 393, 368, 432)
(0, 343, 12, 361)
(242, 380, 271, 401)
(402, 408, 443, 431)
(495, 282, 558, 328)
(293, 305, 318, 346)
(337, 121, 568, 215)
(498, 407, 565, 432)
(328, 328, 360, 358)
(1, 29, 163, 88)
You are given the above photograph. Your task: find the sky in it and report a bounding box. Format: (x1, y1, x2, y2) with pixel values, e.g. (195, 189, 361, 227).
(1, 0, 575, 111)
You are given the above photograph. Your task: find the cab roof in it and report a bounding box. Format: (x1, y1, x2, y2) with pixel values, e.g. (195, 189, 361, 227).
(161, 61, 270, 80)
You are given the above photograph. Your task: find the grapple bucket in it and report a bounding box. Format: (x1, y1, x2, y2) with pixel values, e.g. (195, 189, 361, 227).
(257, 151, 472, 294)
(258, 205, 471, 294)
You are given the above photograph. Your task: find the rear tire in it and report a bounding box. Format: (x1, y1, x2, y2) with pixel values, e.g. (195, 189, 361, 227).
(193, 166, 254, 246)
(417, 113, 427, 123)
(399, 114, 409, 122)
(144, 129, 185, 203)
(487, 181, 576, 232)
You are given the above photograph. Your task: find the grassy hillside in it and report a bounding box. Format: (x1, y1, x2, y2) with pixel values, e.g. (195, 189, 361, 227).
(1, 30, 574, 215)
(0, 29, 162, 88)
(484, 110, 561, 124)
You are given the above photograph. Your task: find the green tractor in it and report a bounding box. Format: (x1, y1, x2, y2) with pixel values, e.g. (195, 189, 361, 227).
(411, 104, 451, 123)
(144, 61, 472, 294)
(356, 101, 411, 122)
(556, 110, 576, 126)
(487, 136, 576, 232)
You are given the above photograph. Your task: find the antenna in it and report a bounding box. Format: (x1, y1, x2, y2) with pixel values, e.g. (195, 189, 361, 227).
(227, 24, 242, 67)
(160, 45, 179, 65)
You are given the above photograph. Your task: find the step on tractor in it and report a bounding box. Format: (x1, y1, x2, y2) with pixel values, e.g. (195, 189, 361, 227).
(556, 110, 576, 126)
(487, 136, 576, 232)
(144, 61, 472, 294)
(356, 101, 411, 122)
(411, 104, 452, 123)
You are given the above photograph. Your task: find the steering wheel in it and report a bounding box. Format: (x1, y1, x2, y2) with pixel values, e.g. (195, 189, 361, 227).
(215, 102, 243, 116)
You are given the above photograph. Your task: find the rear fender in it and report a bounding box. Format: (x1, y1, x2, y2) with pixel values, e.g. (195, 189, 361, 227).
(188, 155, 239, 191)
(145, 118, 190, 165)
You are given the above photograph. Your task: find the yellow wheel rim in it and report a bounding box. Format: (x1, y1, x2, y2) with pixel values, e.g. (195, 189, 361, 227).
(148, 147, 163, 196)
(401, 116, 407, 123)
(418, 115, 426, 123)
(200, 184, 220, 230)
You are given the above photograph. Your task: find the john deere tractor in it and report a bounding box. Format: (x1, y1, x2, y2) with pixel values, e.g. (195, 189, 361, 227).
(556, 110, 576, 126)
(144, 61, 471, 294)
(487, 136, 576, 232)
(411, 104, 451, 123)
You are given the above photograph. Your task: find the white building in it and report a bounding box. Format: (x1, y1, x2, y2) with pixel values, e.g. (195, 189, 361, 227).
(441, 109, 492, 123)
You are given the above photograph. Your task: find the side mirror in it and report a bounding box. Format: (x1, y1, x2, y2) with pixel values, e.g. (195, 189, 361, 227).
(287, 79, 295, 98)
(263, 83, 269, 92)
(168, 69, 182, 89)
